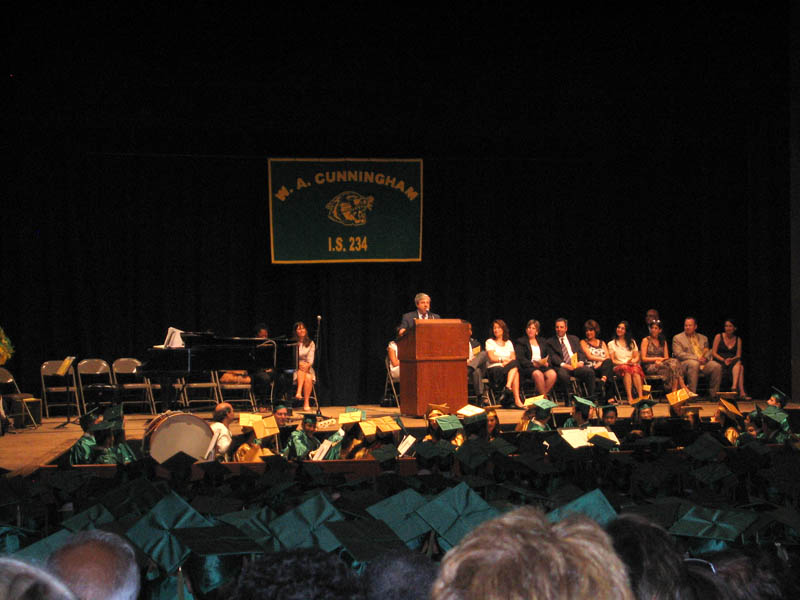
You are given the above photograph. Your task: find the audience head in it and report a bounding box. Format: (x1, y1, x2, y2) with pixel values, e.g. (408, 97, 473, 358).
(47, 530, 139, 600)
(648, 320, 665, 342)
(491, 319, 509, 341)
(0, 557, 77, 600)
(723, 319, 737, 335)
(555, 318, 569, 337)
(606, 513, 696, 600)
(273, 404, 289, 427)
(767, 388, 787, 409)
(525, 319, 541, 338)
(293, 321, 310, 344)
(486, 409, 499, 437)
(254, 323, 268, 338)
(615, 321, 633, 349)
(645, 309, 660, 325)
(78, 412, 99, 434)
(364, 551, 438, 600)
(213, 402, 235, 424)
(603, 405, 618, 426)
(684, 317, 698, 336)
(584, 319, 600, 340)
(233, 548, 365, 600)
(431, 506, 633, 600)
(691, 548, 787, 600)
(301, 413, 317, 435)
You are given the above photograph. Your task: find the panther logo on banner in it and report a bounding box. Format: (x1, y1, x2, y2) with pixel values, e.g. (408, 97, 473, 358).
(325, 191, 374, 226)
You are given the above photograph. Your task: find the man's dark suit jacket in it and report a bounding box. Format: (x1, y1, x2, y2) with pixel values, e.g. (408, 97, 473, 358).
(513, 336, 553, 371)
(545, 334, 588, 368)
(399, 311, 440, 332)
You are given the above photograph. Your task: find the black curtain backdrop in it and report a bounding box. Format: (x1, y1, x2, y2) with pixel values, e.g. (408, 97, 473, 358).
(4, 5, 791, 405)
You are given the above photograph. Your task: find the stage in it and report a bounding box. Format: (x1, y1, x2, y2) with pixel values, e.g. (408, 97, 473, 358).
(0, 399, 781, 477)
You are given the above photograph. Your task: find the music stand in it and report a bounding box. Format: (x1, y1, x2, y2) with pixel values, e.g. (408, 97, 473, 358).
(54, 356, 80, 429)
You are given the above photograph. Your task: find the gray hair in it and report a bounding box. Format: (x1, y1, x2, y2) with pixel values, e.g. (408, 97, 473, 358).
(47, 530, 140, 600)
(0, 557, 77, 600)
(414, 293, 430, 305)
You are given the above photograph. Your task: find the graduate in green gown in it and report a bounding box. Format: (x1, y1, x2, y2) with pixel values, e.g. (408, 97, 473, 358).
(562, 396, 596, 428)
(68, 411, 100, 465)
(517, 397, 557, 432)
(282, 414, 320, 459)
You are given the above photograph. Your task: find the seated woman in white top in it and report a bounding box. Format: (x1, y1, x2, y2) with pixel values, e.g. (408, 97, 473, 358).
(485, 319, 521, 408)
(292, 321, 316, 412)
(387, 327, 400, 381)
(607, 320, 645, 404)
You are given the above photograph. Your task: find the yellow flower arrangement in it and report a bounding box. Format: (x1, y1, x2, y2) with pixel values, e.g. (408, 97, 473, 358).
(0, 327, 14, 366)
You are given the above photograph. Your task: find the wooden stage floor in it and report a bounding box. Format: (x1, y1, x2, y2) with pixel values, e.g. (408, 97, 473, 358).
(0, 399, 779, 477)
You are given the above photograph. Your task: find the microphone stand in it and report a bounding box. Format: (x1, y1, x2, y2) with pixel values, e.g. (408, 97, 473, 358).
(314, 316, 327, 419)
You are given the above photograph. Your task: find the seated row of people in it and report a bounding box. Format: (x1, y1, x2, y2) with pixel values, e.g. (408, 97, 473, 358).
(390, 314, 748, 407)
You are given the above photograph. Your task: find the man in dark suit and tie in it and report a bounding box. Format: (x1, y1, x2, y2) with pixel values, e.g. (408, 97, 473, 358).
(546, 317, 596, 404)
(398, 292, 440, 336)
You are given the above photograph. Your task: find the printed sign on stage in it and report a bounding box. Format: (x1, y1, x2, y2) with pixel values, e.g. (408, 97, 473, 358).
(269, 158, 423, 263)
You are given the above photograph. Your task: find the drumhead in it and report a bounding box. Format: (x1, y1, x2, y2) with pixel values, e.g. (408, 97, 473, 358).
(145, 412, 213, 463)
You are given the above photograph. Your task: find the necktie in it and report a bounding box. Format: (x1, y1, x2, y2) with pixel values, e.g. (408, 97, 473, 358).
(560, 338, 570, 362)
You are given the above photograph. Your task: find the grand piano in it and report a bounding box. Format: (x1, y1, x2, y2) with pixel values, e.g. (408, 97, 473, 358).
(139, 332, 299, 408)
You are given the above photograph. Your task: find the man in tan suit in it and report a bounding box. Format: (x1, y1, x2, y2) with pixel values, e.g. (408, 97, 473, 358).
(672, 317, 722, 398)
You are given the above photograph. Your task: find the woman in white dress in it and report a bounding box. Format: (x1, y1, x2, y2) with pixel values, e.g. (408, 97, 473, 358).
(607, 320, 645, 404)
(486, 319, 521, 408)
(292, 322, 316, 412)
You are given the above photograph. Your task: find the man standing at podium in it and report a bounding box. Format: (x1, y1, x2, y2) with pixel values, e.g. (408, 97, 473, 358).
(398, 292, 440, 336)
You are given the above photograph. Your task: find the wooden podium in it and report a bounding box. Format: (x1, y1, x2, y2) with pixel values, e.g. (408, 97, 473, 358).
(397, 319, 469, 417)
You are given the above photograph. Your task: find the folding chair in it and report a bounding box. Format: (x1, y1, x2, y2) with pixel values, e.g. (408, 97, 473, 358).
(112, 358, 157, 414)
(77, 359, 116, 409)
(0, 367, 40, 429)
(383, 356, 400, 407)
(41, 359, 83, 417)
(179, 370, 221, 409)
(215, 371, 257, 412)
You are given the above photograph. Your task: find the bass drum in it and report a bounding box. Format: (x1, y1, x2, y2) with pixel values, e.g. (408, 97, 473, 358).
(143, 411, 214, 464)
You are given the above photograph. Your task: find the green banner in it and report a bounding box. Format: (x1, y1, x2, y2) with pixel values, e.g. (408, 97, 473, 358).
(269, 158, 423, 263)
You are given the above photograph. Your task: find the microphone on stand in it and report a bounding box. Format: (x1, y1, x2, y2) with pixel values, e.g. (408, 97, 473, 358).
(314, 315, 325, 418)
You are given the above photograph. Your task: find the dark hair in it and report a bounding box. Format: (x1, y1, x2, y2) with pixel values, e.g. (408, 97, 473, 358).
(606, 514, 697, 600)
(684, 316, 697, 325)
(212, 403, 233, 422)
(294, 321, 312, 347)
(525, 319, 541, 334)
(616, 321, 634, 350)
(253, 322, 268, 336)
(602, 405, 618, 417)
(648, 320, 666, 344)
(695, 548, 786, 600)
(555, 317, 569, 327)
(365, 552, 438, 600)
(492, 319, 510, 341)
(584, 319, 601, 337)
(234, 549, 365, 600)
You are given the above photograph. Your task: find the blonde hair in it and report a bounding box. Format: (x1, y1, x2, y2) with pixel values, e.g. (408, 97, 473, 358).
(431, 506, 633, 600)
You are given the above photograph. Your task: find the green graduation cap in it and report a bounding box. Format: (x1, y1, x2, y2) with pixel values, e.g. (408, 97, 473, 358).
(631, 397, 657, 409)
(321, 518, 408, 563)
(669, 505, 759, 541)
(302, 413, 317, 425)
(574, 396, 596, 409)
(103, 404, 124, 423)
(61, 503, 115, 533)
(366, 488, 431, 546)
(762, 405, 789, 426)
(125, 491, 215, 573)
(414, 481, 500, 551)
(414, 440, 455, 459)
(216, 506, 277, 551)
(683, 433, 726, 462)
(89, 419, 115, 432)
(268, 492, 344, 552)
(190, 495, 244, 516)
(488, 436, 517, 456)
(13, 528, 73, 564)
(691, 463, 735, 485)
(97, 477, 167, 521)
(455, 439, 493, 471)
(371, 443, 399, 465)
(770, 386, 788, 408)
(435, 414, 463, 433)
(532, 398, 558, 411)
(172, 525, 263, 595)
(546, 488, 617, 526)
